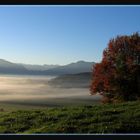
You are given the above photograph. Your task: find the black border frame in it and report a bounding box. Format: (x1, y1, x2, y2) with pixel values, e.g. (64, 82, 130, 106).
(0, 1, 140, 140)
(1, 134, 140, 140)
(0, 0, 140, 5)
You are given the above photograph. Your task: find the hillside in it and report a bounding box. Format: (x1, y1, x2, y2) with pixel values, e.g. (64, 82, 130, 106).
(48, 72, 92, 88)
(0, 59, 28, 74)
(0, 101, 140, 133)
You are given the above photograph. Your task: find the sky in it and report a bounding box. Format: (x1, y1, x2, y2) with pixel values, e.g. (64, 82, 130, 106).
(0, 5, 140, 65)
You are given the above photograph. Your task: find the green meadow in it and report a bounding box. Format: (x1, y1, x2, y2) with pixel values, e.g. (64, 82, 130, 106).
(0, 101, 139, 134)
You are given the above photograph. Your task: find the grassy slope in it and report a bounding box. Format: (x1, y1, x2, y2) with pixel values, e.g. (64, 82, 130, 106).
(0, 101, 140, 134)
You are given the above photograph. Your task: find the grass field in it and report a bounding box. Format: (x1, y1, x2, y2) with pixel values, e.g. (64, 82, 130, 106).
(0, 101, 140, 134)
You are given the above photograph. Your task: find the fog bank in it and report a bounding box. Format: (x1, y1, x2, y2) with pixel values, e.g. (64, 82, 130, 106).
(0, 75, 102, 105)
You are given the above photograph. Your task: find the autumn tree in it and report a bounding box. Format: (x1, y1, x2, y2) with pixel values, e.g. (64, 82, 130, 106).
(90, 32, 140, 103)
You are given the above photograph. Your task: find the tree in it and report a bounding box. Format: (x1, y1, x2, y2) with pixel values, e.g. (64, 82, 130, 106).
(90, 32, 140, 103)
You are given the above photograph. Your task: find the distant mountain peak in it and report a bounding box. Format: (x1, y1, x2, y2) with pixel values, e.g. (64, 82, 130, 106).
(68, 60, 95, 65)
(77, 60, 86, 63)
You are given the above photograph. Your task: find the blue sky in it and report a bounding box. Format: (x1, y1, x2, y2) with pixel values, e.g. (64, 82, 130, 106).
(0, 5, 140, 65)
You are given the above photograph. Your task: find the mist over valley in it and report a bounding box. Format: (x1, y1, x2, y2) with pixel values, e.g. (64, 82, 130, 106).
(0, 59, 101, 107)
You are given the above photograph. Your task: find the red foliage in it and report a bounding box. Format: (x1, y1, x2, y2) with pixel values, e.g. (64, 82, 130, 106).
(90, 32, 140, 102)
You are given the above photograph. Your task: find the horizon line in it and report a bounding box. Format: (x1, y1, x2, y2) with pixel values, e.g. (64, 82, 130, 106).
(0, 58, 97, 66)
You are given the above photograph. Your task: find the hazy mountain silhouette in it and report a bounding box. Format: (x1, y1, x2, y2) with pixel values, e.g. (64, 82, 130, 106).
(0, 59, 28, 74)
(0, 59, 95, 75)
(43, 61, 95, 75)
(20, 63, 60, 71)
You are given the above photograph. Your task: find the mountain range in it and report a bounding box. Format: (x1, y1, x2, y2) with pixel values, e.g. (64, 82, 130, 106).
(0, 59, 95, 75)
(19, 63, 59, 71)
